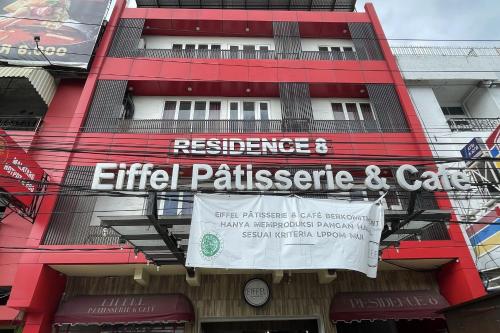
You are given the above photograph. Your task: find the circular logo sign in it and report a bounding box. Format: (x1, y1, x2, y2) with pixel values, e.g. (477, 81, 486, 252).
(243, 278, 270, 307)
(200, 232, 222, 259)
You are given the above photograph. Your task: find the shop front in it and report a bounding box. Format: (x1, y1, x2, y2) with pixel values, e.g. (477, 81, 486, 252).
(52, 270, 449, 333)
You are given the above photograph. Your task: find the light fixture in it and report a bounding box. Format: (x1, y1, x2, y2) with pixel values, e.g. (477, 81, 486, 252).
(195, 26, 200, 31)
(342, 29, 348, 34)
(187, 86, 193, 92)
(128, 86, 134, 92)
(245, 27, 250, 32)
(360, 89, 366, 93)
(246, 88, 251, 93)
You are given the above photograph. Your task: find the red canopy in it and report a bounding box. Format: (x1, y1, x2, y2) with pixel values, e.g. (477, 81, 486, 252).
(330, 291, 449, 323)
(54, 294, 194, 326)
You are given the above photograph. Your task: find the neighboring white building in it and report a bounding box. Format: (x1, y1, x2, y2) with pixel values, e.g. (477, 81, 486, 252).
(394, 46, 500, 290)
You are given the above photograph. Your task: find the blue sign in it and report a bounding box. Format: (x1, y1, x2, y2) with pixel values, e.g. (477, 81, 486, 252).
(461, 138, 483, 161)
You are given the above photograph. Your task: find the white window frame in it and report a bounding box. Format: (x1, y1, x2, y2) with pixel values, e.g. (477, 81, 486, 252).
(318, 45, 356, 53)
(159, 192, 193, 216)
(330, 101, 376, 121)
(233, 100, 271, 121)
(164, 100, 222, 121)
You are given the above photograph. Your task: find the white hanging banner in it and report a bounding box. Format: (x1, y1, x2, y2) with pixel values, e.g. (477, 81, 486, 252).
(186, 194, 384, 278)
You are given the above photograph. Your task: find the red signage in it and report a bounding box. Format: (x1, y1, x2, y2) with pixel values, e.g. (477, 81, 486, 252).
(0, 129, 46, 210)
(330, 291, 449, 322)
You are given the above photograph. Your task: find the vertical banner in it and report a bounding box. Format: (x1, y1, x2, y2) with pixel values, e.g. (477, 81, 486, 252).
(0, 0, 110, 68)
(186, 194, 384, 278)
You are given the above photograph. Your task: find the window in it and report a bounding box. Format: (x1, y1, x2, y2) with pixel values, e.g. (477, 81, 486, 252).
(441, 106, 466, 117)
(163, 100, 222, 122)
(163, 101, 176, 120)
(231, 101, 270, 120)
(330, 102, 375, 121)
(318, 45, 357, 60)
(229, 102, 240, 120)
(161, 192, 193, 216)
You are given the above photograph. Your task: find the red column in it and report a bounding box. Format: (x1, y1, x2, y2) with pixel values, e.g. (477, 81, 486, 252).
(8, 264, 66, 333)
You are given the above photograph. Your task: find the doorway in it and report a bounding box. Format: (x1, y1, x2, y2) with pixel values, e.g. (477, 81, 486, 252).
(201, 319, 319, 333)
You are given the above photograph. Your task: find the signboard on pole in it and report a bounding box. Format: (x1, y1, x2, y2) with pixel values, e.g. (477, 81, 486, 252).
(186, 194, 384, 278)
(0, 129, 46, 214)
(0, 0, 110, 69)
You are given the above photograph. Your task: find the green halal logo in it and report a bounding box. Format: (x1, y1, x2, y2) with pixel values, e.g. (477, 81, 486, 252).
(201, 233, 221, 258)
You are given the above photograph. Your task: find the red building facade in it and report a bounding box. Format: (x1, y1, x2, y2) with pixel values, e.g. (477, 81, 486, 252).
(0, 1, 486, 333)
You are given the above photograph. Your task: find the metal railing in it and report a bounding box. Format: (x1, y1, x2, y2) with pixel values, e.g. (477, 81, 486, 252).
(88, 119, 394, 134)
(447, 118, 500, 132)
(0, 116, 42, 131)
(135, 49, 360, 61)
(392, 46, 500, 57)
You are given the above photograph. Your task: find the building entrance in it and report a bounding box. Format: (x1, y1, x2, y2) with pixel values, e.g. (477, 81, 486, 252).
(201, 319, 319, 333)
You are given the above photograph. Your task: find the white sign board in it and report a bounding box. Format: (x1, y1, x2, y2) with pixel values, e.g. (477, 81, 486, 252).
(186, 194, 384, 278)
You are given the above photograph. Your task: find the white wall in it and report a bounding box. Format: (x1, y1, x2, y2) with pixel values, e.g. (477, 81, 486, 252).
(300, 38, 355, 52)
(143, 36, 276, 50)
(132, 96, 282, 120)
(90, 194, 146, 226)
(311, 98, 370, 120)
(465, 88, 500, 118)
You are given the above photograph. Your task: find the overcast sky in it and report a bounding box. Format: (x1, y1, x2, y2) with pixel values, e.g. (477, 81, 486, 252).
(355, 0, 500, 46)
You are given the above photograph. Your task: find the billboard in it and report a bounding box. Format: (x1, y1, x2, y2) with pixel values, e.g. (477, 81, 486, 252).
(0, 0, 110, 69)
(0, 129, 46, 215)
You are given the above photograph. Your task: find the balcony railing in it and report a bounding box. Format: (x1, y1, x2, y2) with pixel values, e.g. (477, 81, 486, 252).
(87, 119, 390, 134)
(392, 46, 500, 57)
(0, 116, 42, 131)
(135, 49, 359, 61)
(447, 118, 500, 132)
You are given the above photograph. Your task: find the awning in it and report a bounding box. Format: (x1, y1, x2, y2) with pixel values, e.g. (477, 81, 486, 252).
(0, 66, 56, 105)
(53, 294, 194, 326)
(330, 291, 449, 322)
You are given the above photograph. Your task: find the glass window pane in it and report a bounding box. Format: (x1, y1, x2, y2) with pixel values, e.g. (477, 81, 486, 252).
(360, 103, 375, 121)
(198, 44, 208, 50)
(448, 107, 465, 115)
(193, 101, 206, 120)
(343, 47, 353, 52)
(210, 44, 221, 50)
(185, 44, 195, 50)
(172, 44, 182, 50)
(209, 102, 221, 120)
(331, 47, 342, 52)
(162, 192, 179, 216)
(178, 101, 191, 120)
(318, 46, 329, 52)
(163, 101, 176, 120)
(345, 103, 359, 120)
(243, 45, 256, 51)
(229, 102, 239, 120)
(230, 45, 239, 51)
(180, 193, 193, 216)
(243, 102, 255, 120)
(194, 101, 206, 110)
(331, 103, 345, 120)
(259, 46, 269, 51)
(259, 102, 269, 120)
